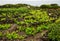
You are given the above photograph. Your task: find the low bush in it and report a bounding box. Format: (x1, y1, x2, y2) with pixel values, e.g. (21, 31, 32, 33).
(48, 23, 60, 41)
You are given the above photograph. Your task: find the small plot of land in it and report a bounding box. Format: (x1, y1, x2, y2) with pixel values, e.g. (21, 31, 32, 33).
(0, 4, 60, 41)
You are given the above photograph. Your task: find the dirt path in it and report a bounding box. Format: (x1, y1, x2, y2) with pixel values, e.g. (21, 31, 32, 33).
(8, 24, 17, 32)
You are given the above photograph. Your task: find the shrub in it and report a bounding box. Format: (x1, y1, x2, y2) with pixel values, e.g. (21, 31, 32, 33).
(48, 23, 60, 41)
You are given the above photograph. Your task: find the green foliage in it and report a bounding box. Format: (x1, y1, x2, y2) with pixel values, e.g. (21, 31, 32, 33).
(19, 35, 25, 40)
(18, 7, 29, 13)
(0, 32, 3, 37)
(40, 24, 49, 30)
(48, 23, 60, 41)
(6, 32, 19, 39)
(25, 27, 36, 35)
(36, 26, 42, 32)
(0, 4, 28, 8)
(0, 4, 60, 41)
(29, 10, 49, 22)
(40, 5, 51, 8)
(6, 31, 26, 40)
(36, 24, 49, 32)
(18, 26, 25, 31)
(0, 24, 10, 30)
(55, 18, 60, 23)
(40, 4, 59, 9)
(0, 18, 6, 21)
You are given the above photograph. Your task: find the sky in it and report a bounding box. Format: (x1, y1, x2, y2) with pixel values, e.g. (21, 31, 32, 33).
(0, 0, 60, 6)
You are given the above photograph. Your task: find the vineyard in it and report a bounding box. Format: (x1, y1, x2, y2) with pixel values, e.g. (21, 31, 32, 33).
(0, 4, 60, 41)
